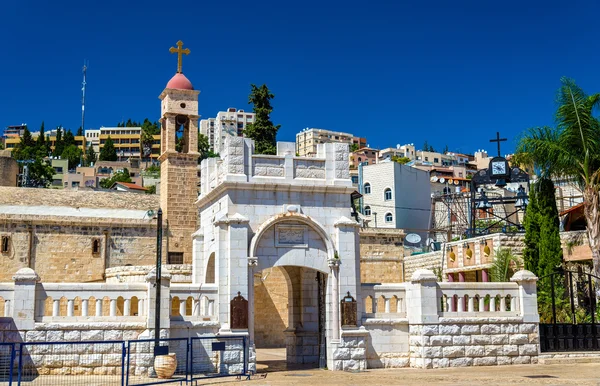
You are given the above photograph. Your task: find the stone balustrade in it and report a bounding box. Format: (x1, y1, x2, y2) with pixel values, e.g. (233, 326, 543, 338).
(169, 284, 217, 320)
(35, 283, 149, 321)
(437, 282, 520, 317)
(361, 283, 407, 318)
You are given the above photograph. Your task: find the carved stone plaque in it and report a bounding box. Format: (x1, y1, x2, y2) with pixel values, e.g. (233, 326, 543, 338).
(230, 292, 248, 329)
(275, 225, 307, 248)
(341, 292, 357, 327)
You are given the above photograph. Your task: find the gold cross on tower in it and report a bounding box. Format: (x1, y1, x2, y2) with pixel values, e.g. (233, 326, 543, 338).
(169, 40, 190, 74)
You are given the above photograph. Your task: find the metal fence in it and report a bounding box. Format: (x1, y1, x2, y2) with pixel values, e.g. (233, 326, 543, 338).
(0, 336, 248, 386)
(18, 340, 126, 386)
(0, 343, 15, 386)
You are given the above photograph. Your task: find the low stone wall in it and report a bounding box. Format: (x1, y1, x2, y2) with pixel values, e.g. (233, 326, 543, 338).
(409, 318, 538, 368)
(364, 321, 410, 368)
(403, 251, 442, 281)
(105, 265, 193, 284)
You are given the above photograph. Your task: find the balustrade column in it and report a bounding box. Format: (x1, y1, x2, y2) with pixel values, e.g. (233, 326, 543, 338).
(110, 299, 117, 317)
(510, 296, 516, 312)
(479, 296, 485, 312)
(53, 300, 60, 317)
(124, 299, 131, 316)
(67, 299, 74, 317)
(457, 295, 465, 312)
(446, 296, 452, 312)
(490, 296, 496, 312)
(82, 299, 88, 317)
(384, 298, 390, 313)
(96, 299, 102, 316)
(500, 296, 506, 312)
(139, 299, 144, 316)
(179, 299, 186, 317)
(467, 296, 474, 312)
(4, 300, 10, 317)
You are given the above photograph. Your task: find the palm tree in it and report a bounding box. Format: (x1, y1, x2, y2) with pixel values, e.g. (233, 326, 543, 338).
(490, 248, 522, 282)
(517, 77, 600, 277)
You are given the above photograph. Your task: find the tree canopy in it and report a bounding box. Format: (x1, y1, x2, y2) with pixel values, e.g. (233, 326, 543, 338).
(99, 168, 132, 189)
(99, 136, 118, 161)
(10, 124, 54, 187)
(243, 84, 280, 155)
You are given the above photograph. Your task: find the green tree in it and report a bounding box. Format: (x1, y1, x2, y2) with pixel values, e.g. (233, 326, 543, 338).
(36, 122, 48, 154)
(350, 143, 359, 152)
(423, 140, 429, 152)
(443, 144, 449, 154)
(53, 127, 64, 157)
(99, 168, 132, 189)
(490, 248, 522, 282)
(85, 144, 97, 166)
(243, 84, 280, 155)
(99, 136, 118, 161)
(26, 157, 55, 187)
(76, 126, 83, 136)
(63, 130, 75, 147)
(21, 127, 35, 148)
(516, 77, 600, 276)
(523, 184, 540, 273)
(198, 133, 219, 162)
(61, 144, 82, 170)
(145, 185, 156, 194)
(391, 156, 411, 164)
(140, 119, 156, 161)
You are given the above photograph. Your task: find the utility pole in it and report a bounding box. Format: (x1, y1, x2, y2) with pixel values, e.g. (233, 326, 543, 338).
(81, 62, 88, 133)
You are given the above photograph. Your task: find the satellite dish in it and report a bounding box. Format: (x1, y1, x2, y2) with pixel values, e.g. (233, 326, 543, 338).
(448, 179, 454, 185)
(439, 178, 446, 184)
(405, 233, 422, 244)
(430, 176, 438, 182)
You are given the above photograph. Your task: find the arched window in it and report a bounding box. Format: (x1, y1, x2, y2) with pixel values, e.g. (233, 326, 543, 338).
(92, 239, 101, 255)
(385, 213, 393, 223)
(364, 206, 371, 216)
(384, 188, 392, 201)
(364, 183, 371, 194)
(358, 157, 362, 162)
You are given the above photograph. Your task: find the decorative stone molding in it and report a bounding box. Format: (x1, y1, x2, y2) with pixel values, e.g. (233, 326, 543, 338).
(510, 270, 538, 282)
(410, 269, 437, 283)
(334, 216, 360, 228)
(145, 268, 172, 283)
(191, 228, 204, 239)
(213, 213, 250, 226)
(12, 267, 40, 282)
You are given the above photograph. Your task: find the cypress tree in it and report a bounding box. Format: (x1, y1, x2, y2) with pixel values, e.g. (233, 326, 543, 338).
(243, 84, 280, 155)
(99, 136, 118, 161)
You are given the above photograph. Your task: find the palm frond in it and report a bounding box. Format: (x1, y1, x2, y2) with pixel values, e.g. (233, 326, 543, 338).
(490, 248, 522, 282)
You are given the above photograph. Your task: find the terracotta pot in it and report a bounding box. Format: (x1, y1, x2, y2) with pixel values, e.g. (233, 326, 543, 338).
(154, 353, 177, 379)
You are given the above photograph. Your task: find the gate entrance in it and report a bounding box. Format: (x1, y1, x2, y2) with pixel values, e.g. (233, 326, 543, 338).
(253, 266, 327, 371)
(538, 267, 600, 352)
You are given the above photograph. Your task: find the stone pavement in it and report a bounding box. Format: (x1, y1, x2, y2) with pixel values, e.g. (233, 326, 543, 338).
(251, 349, 600, 385)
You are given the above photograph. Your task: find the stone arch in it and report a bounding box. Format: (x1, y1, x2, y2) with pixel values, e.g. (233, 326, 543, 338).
(249, 212, 335, 273)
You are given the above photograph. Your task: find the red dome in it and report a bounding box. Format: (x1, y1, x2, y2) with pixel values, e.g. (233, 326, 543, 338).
(166, 73, 193, 90)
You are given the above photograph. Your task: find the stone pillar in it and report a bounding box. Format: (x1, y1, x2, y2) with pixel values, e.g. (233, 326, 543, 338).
(458, 271, 465, 282)
(447, 273, 454, 282)
(191, 230, 204, 284)
(12, 268, 40, 330)
(510, 270, 539, 323)
(145, 269, 172, 338)
(329, 259, 341, 341)
(406, 269, 440, 369)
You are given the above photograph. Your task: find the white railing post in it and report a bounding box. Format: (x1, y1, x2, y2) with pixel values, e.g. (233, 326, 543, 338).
(110, 299, 117, 317)
(500, 296, 506, 312)
(467, 296, 474, 312)
(124, 299, 131, 316)
(193, 298, 200, 316)
(12, 268, 39, 330)
(67, 299, 74, 317)
(510, 295, 517, 312)
(139, 299, 144, 317)
(458, 296, 465, 312)
(479, 296, 485, 312)
(511, 270, 539, 323)
(53, 300, 60, 317)
(82, 299, 88, 316)
(96, 299, 102, 316)
(179, 298, 186, 316)
(4, 300, 10, 317)
(490, 296, 496, 312)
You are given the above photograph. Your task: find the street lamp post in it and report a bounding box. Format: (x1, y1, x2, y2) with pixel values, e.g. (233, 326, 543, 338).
(154, 208, 167, 356)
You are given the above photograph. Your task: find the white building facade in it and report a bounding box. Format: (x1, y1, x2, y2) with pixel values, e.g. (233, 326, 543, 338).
(199, 108, 255, 155)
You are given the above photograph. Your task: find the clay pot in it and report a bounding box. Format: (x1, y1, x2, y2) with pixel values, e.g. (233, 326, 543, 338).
(154, 353, 177, 379)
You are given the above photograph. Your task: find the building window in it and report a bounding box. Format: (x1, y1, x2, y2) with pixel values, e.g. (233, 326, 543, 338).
(168, 252, 184, 265)
(384, 188, 392, 200)
(434, 158, 439, 163)
(92, 239, 101, 255)
(385, 213, 393, 223)
(364, 183, 371, 194)
(364, 206, 371, 216)
(1, 236, 10, 253)
(358, 157, 362, 162)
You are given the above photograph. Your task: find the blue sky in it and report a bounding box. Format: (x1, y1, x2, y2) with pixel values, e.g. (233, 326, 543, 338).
(1, 0, 598, 155)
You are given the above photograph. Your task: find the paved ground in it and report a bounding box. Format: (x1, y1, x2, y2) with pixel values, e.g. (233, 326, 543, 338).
(250, 349, 600, 386)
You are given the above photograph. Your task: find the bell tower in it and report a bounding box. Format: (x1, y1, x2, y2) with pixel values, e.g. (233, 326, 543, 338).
(158, 40, 200, 265)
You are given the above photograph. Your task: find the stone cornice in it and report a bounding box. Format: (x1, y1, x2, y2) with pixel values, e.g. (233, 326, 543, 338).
(196, 181, 354, 207)
(334, 216, 360, 228)
(213, 213, 250, 226)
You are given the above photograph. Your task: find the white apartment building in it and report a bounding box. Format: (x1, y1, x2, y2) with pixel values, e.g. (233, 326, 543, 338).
(199, 108, 255, 154)
(361, 162, 431, 235)
(378, 144, 416, 162)
(296, 128, 366, 157)
(85, 129, 101, 153)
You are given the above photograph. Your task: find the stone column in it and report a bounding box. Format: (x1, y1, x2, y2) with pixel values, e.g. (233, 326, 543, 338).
(328, 259, 341, 341)
(510, 270, 539, 323)
(191, 230, 204, 284)
(458, 271, 465, 282)
(145, 268, 172, 338)
(447, 273, 454, 282)
(481, 269, 489, 282)
(12, 268, 40, 330)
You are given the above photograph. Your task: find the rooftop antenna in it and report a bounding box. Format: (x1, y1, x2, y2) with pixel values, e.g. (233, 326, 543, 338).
(81, 61, 88, 133)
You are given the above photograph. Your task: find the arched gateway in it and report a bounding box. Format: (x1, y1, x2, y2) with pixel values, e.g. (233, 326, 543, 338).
(193, 138, 362, 371)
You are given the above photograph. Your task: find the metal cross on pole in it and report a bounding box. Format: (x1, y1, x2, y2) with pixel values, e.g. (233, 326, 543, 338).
(489, 131, 507, 157)
(169, 40, 190, 74)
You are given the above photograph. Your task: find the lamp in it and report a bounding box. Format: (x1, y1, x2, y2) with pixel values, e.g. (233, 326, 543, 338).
(515, 185, 528, 210)
(476, 190, 493, 209)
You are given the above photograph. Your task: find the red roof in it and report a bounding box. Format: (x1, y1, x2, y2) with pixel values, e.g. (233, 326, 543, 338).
(166, 73, 193, 90)
(560, 202, 584, 216)
(112, 182, 147, 191)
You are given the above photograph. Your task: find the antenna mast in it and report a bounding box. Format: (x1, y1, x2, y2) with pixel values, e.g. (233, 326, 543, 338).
(81, 61, 88, 132)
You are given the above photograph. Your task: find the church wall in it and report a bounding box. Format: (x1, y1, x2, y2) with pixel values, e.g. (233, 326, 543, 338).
(359, 228, 405, 283)
(0, 217, 156, 282)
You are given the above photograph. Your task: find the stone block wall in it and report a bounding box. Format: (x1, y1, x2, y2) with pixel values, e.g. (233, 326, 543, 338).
(332, 331, 368, 371)
(404, 251, 443, 280)
(253, 267, 289, 348)
(409, 319, 539, 368)
(359, 228, 405, 283)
